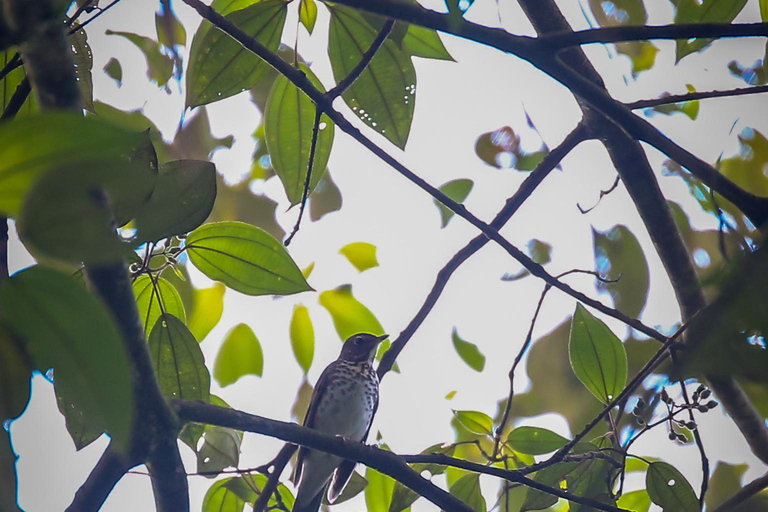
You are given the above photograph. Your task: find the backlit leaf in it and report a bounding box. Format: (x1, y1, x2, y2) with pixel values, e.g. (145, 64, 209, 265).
(188, 283, 226, 342)
(617, 490, 651, 512)
(339, 242, 379, 272)
(290, 304, 314, 373)
(452, 328, 485, 372)
(674, 0, 748, 62)
(156, 7, 187, 48)
(148, 314, 210, 401)
(329, 6, 416, 149)
(402, 25, 454, 61)
(133, 275, 187, 337)
(507, 426, 569, 455)
(186, 221, 312, 296)
(214, 323, 263, 386)
(646, 462, 698, 512)
(0, 327, 31, 421)
(202, 478, 247, 512)
(365, 467, 394, 512)
(593, 225, 649, 318)
(197, 425, 241, 477)
(135, 160, 217, 242)
(299, 0, 317, 33)
(454, 410, 493, 436)
(264, 63, 334, 205)
(0, 266, 133, 450)
(435, 179, 473, 228)
(319, 284, 385, 341)
(450, 473, 486, 512)
(186, 0, 287, 108)
(389, 482, 419, 512)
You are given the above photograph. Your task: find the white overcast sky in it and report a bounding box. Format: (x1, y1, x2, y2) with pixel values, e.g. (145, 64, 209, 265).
(6, 0, 768, 510)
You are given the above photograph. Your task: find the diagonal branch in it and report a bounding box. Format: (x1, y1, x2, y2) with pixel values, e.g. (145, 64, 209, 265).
(328, 19, 395, 99)
(627, 84, 768, 110)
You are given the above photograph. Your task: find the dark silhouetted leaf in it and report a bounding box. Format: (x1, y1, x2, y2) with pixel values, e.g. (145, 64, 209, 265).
(569, 304, 628, 404)
(646, 462, 698, 512)
(106, 30, 174, 87)
(333, 471, 368, 504)
(0, 327, 30, 422)
(0, 430, 21, 512)
(593, 225, 649, 318)
(0, 266, 133, 450)
(450, 473, 486, 512)
(186, 221, 311, 295)
(388, 482, 419, 512)
(309, 170, 342, 222)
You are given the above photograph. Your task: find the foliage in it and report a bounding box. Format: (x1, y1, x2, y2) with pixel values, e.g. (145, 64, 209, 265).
(1, 0, 767, 511)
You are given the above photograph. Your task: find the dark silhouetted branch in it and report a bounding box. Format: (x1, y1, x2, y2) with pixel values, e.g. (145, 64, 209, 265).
(627, 84, 768, 110)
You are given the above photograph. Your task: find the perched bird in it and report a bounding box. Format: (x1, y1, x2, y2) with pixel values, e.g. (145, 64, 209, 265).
(292, 332, 389, 512)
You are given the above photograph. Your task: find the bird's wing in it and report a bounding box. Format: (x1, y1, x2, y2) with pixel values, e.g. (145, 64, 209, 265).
(293, 363, 336, 485)
(328, 385, 379, 503)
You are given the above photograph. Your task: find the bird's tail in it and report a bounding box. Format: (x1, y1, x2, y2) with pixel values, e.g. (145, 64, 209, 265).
(290, 487, 324, 512)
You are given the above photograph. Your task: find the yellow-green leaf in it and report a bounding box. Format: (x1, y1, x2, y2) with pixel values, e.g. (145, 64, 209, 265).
(299, 0, 317, 33)
(133, 275, 186, 337)
(339, 242, 379, 272)
(188, 283, 226, 342)
(319, 284, 384, 341)
(453, 410, 493, 436)
(507, 426, 569, 455)
(290, 304, 314, 373)
(214, 323, 263, 386)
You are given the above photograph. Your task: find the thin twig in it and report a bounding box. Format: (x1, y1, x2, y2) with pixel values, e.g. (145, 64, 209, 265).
(627, 84, 768, 110)
(328, 19, 395, 99)
(284, 108, 322, 246)
(252, 444, 297, 512)
(577, 174, 621, 214)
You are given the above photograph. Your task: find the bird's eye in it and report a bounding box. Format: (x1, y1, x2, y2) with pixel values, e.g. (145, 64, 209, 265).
(354, 337, 362, 345)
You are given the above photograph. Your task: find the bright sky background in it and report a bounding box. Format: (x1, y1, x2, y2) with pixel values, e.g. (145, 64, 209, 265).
(6, 0, 768, 510)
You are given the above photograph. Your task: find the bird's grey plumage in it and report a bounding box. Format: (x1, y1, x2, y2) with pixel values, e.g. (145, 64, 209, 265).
(292, 333, 386, 512)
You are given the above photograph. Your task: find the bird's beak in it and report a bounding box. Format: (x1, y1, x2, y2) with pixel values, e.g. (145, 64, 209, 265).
(375, 334, 389, 344)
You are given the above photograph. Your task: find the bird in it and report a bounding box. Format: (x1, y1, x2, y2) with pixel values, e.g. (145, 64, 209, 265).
(292, 332, 389, 512)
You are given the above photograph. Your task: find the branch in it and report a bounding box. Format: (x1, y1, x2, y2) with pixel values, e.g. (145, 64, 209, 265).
(542, 22, 768, 47)
(710, 471, 768, 512)
(379, 122, 589, 376)
(284, 108, 322, 246)
(252, 444, 297, 512)
(173, 401, 629, 512)
(329, 0, 768, 227)
(627, 84, 768, 110)
(173, 400, 475, 512)
(65, 443, 136, 512)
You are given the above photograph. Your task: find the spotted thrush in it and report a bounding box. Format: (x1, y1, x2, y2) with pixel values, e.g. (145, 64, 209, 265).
(292, 332, 388, 512)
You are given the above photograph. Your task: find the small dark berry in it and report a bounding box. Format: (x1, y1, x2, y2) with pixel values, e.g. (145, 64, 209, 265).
(706, 401, 718, 409)
(668, 432, 676, 441)
(701, 390, 711, 400)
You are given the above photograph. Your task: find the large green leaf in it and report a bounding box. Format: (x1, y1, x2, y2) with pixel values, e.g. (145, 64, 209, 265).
(402, 25, 454, 61)
(0, 326, 31, 421)
(0, 112, 145, 216)
(188, 283, 226, 342)
(617, 490, 651, 512)
(197, 425, 241, 476)
(17, 159, 156, 264)
(593, 225, 649, 318)
(452, 328, 485, 372)
(674, 0, 748, 62)
(328, 6, 417, 149)
(453, 410, 493, 436)
(148, 313, 210, 401)
(54, 369, 106, 450)
(450, 473, 486, 512)
(264, 63, 334, 205)
(365, 467, 395, 512)
(339, 242, 379, 272)
(186, 0, 287, 108)
(133, 275, 187, 337)
(105, 30, 174, 87)
(388, 481, 419, 512)
(185, 221, 311, 295)
(214, 323, 263, 386)
(507, 426, 569, 455)
(435, 179, 473, 228)
(0, 266, 133, 450)
(646, 462, 698, 512)
(318, 284, 385, 340)
(299, 0, 317, 33)
(134, 160, 217, 242)
(289, 304, 314, 373)
(202, 478, 247, 512)
(569, 304, 628, 404)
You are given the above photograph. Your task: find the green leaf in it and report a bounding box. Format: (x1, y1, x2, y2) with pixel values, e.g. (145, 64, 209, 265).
(103, 57, 123, 86)
(299, 0, 317, 33)
(197, 425, 241, 476)
(0, 430, 21, 512)
(133, 275, 187, 337)
(333, 471, 368, 504)
(674, 0, 748, 62)
(181, 393, 231, 452)
(646, 462, 699, 512)
(507, 426, 569, 455)
(435, 179, 473, 228)
(0, 266, 133, 450)
(587, 0, 657, 75)
(0, 112, 146, 217)
(186, 221, 312, 296)
(148, 313, 210, 401)
(412, 443, 455, 476)
(309, 170, 343, 221)
(134, 160, 217, 242)
(319, 284, 385, 341)
(569, 304, 628, 404)
(17, 158, 156, 264)
(1, 51, 35, 118)
(328, 6, 417, 149)
(651, 85, 700, 120)
(453, 410, 494, 436)
(527, 239, 551, 264)
(449, 473, 486, 512)
(54, 370, 105, 450)
(0, 327, 31, 422)
(339, 242, 379, 272)
(593, 225, 649, 318)
(156, 7, 187, 48)
(70, 27, 95, 113)
(452, 328, 485, 372)
(617, 490, 651, 512)
(402, 25, 454, 61)
(214, 323, 263, 386)
(186, 0, 287, 108)
(290, 304, 314, 373)
(202, 478, 247, 512)
(365, 467, 395, 512)
(389, 482, 419, 512)
(105, 30, 174, 87)
(188, 283, 226, 342)
(264, 63, 334, 205)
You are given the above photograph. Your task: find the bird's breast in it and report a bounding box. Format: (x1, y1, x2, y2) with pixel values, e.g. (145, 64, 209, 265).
(313, 362, 378, 441)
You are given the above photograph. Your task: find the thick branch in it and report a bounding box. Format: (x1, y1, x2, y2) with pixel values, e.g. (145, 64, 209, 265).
(329, 0, 768, 227)
(174, 401, 629, 512)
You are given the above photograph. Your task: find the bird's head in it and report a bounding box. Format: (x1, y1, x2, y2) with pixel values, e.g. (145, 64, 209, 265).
(339, 333, 389, 363)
